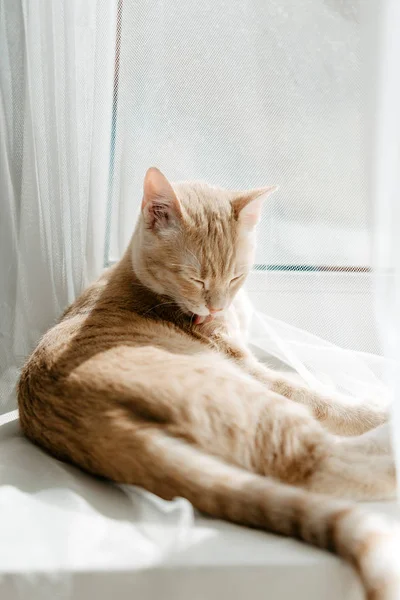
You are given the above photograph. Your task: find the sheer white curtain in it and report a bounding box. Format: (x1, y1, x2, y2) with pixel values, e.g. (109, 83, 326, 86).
(0, 0, 116, 413)
(109, 0, 367, 270)
(372, 0, 400, 494)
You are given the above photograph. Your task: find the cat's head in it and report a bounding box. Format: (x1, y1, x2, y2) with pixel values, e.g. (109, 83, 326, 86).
(131, 167, 278, 323)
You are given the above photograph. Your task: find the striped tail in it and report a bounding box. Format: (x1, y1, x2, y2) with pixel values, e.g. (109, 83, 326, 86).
(110, 429, 400, 600)
(20, 412, 400, 600)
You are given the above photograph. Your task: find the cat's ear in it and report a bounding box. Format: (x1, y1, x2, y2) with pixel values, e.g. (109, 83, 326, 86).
(232, 186, 278, 230)
(142, 167, 182, 231)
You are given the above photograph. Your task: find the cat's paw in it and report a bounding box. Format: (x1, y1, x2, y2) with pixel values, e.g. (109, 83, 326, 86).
(363, 403, 390, 429)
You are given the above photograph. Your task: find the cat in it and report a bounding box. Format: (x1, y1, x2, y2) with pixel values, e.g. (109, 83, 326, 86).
(18, 167, 399, 599)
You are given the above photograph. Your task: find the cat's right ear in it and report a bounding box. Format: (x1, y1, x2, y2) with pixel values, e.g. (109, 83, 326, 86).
(232, 186, 279, 230)
(141, 167, 182, 232)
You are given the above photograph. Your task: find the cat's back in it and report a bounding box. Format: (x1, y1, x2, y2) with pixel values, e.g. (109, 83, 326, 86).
(19, 259, 207, 393)
(27, 264, 136, 368)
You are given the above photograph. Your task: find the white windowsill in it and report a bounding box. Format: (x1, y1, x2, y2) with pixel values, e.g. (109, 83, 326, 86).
(1, 411, 398, 600)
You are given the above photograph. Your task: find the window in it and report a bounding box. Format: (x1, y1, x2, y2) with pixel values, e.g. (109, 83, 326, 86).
(106, 0, 375, 351)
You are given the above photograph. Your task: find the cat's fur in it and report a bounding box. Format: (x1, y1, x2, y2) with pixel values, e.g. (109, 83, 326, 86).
(18, 168, 399, 599)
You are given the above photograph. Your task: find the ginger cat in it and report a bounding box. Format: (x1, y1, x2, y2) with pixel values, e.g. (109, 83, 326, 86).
(18, 168, 399, 599)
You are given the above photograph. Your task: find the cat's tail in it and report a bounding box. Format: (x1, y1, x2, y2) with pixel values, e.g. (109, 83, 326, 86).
(96, 425, 400, 600)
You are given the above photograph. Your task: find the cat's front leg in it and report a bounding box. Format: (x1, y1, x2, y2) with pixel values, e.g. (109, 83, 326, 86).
(215, 334, 388, 436)
(267, 369, 389, 436)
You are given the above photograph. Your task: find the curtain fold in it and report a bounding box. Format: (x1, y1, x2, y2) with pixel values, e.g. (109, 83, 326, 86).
(370, 0, 400, 495)
(0, 0, 116, 413)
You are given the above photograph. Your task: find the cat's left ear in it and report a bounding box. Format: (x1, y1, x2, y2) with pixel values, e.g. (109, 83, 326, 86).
(232, 186, 279, 230)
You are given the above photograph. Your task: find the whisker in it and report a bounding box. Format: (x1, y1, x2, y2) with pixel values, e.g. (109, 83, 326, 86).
(187, 249, 201, 267)
(142, 301, 177, 317)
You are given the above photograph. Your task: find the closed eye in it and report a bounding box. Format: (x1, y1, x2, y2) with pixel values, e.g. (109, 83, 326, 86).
(190, 277, 205, 287)
(230, 274, 243, 284)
